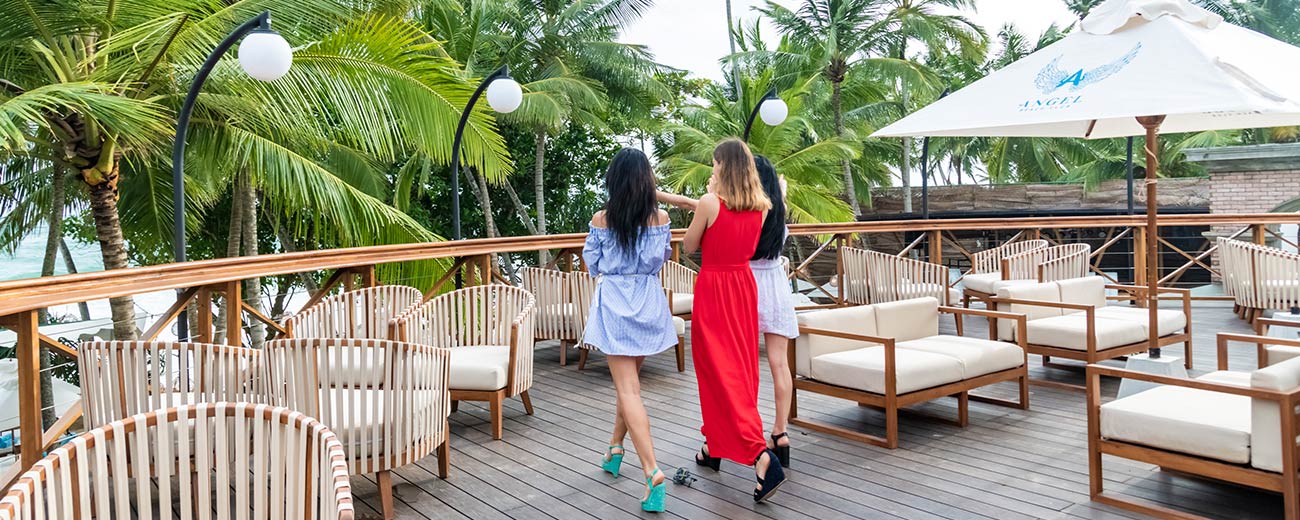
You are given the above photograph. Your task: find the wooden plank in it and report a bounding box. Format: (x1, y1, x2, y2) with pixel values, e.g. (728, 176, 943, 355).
(13, 311, 41, 472)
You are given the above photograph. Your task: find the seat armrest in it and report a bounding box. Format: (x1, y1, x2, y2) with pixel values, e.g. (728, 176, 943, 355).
(1256, 317, 1300, 335)
(988, 296, 1093, 312)
(939, 306, 1028, 344)
(798, 326, 896, 347)
(1086, 363, 1288, 400)
(1217, 332, 1300, 370)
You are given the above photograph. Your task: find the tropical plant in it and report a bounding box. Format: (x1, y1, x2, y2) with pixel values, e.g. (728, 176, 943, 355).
(0, 1, 512, 340)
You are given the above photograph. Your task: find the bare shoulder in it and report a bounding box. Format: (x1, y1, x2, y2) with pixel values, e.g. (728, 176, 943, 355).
(591, 211, 607, 228)
(698, 193, 721, 209)
(654, 209, 670, 226)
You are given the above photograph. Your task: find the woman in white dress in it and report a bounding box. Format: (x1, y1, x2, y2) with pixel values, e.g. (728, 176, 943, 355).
(657, 154, 797, 468)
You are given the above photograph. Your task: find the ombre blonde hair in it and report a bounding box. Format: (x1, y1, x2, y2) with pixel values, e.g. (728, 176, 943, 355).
(711, 138, 771, 212)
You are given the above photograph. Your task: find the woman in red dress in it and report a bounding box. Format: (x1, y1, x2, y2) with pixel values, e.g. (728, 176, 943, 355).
(681, 138, 786, 503)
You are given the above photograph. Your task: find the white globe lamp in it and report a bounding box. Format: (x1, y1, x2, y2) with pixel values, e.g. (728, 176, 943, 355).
(486, 77, 523, 114)
(238, 30, 293, 82)
(759, 97, 789, 127)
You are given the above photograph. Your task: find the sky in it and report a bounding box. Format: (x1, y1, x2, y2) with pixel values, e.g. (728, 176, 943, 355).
(620, 0, 1079, 82)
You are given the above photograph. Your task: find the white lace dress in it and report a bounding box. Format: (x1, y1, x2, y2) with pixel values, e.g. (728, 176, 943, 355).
(750, 256, 798, 339)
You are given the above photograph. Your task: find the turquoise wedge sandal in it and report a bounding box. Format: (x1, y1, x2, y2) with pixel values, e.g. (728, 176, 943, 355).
(601, 446, 624, 477)
(641, 468, 667, 513)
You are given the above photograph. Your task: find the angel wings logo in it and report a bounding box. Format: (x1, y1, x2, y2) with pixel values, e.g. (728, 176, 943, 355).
(1019, 43, 1142, 112)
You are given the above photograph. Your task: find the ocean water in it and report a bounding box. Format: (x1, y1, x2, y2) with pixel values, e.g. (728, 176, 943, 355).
(3, 227, 104, 281)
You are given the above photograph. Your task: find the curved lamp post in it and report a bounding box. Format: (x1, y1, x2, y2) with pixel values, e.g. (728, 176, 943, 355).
(171, 11, 292, 340)
(742, 87, 788, 141)
(449, 65, 523, 242)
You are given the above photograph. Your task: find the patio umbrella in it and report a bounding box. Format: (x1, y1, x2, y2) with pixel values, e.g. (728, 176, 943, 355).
(874, 0, 1300, 354)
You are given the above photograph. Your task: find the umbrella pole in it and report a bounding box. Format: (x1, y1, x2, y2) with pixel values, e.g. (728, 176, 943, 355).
(1138, 115, 1167, 357)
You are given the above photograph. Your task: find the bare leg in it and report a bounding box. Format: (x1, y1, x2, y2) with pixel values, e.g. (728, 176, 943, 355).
(609, 357, 645, 448)
(608, 356, 663, 499)
(764, 333, 792, 448)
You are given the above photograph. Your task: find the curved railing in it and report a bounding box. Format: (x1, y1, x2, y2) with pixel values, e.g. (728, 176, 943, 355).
(0, 211, 1296, 490)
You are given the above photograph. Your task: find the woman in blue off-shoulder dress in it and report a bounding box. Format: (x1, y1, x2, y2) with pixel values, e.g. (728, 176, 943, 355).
(582, 148, 675, 513)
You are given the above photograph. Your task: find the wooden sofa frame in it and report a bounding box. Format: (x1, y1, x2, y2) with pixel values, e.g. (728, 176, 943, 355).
(790, 306, 1029, 449)
(989, 284, 1193, 389)
(1086, 333, 1300, 520)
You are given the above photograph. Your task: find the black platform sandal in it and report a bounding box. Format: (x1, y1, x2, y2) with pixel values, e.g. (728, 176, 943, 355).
(695, 444, 720, 471)
(770, 432, 790, 468)
(753, 449, 786, 504)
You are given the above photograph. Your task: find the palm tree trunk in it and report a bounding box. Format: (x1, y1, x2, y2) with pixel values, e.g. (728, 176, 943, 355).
(899, 43, 913, 214)
(725, 0, 741, 100)
(501, 180, 539, 235)
(84, 159, 137, 341)
(36, 167, 66, 429)
(833, 80, 861, 216)
(463, 169, 517, 282)
(240, 175, 265, 349)
(214, 180, 244, 344)
(534, 132, 550, 265)
(275, 223, 318, 293)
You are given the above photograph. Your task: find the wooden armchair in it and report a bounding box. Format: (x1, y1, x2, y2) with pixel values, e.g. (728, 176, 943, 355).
(1003, 243, 1090, 283)
(521, 266, 582, 365)
(793, 297, 1028, 448)
(77, 340, 264, 429)
(661, 260, 697, 319)
(1219, 238, 1300, 323)
(841, 246, 956, 305)
(0, 403, 354, 520)
(991, 277, 1192, 387)
(961, 239, 1049, 305)
(264, 338, 450, 519)
(285, 285, 423, 340)
(1087, 333, 1300, 519)
(392, 284, 536, 440)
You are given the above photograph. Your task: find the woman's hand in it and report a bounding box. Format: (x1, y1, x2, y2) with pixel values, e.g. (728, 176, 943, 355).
(706, 175, 718, 195)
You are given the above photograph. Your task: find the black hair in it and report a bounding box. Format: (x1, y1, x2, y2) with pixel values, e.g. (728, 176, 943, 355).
(604, 148, 658, 251)
(751, 155, 787, 261)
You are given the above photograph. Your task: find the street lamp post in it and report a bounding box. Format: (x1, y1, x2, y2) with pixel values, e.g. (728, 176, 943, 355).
(172, 11, 292, 340)
(449, 66, 523, 243)
(742, 87, 788, 142)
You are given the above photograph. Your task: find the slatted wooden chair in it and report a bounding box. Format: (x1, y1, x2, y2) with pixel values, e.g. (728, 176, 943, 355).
(521, 266, 582, 365)
(264, 338, 450, 520)
(78, 340, 265, 429)
(1220, 238, 1300, 323)
(0, 403, 354, 520)
(392, 284, 536, 440)
(285, 285, 423, 340)
(841, 246, 957, 305)
(1001, 243, 1091, 283)
(661, 260, 697, 319)
(961, 239, 1049, 306)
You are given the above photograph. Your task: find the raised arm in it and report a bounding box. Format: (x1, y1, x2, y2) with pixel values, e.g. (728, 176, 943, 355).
(656, 190, 698, 211)
(683, 194, 720, 255)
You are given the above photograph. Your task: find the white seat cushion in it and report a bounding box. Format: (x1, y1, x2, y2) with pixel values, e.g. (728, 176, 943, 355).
(1056, 276, 1107, 309)
(810, 347, 965, 395)
(1197, 370, 1253, 388)
(1251, 357, 1300, 472)
(996, 282, 1065, 341)
(1101, 385, 1252, 464)
(873, 297, 939, 342)
(1024, 314, 1147, 351)
(897, 336, 1024, 379)
(795, 305, 879, 378)
(963, 273, 1004, 294)
(450, 345, 510, 391)
(673, 316, 686, 336)
(1093, 306, 1186, 337)
(671, 293, 694, 315)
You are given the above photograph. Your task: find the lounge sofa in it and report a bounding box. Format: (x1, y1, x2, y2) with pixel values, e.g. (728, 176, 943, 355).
(793, 297, 1028, 448)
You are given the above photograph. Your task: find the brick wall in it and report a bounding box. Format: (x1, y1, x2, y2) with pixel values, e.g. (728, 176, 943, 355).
(1206, 169, 1300, 276)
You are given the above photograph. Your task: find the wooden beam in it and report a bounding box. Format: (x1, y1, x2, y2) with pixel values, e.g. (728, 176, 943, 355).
(223, 281, 242, 347)
(299, 268, 354, 314)
(195, 287, 213, 343)
(13, 310, 41, 472)
(41, 400, 81, 450)
(142, 287, 199, 341)
(241, 301, 288, 338)
(37, 333, 77, 359)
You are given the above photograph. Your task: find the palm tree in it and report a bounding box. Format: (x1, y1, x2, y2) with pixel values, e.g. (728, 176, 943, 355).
(1, 3, 511, 339)
(502, 0, 663, 243)
(869, 0, 986, 213)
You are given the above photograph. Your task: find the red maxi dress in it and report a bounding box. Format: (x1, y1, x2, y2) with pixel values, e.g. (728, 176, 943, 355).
(692, 199, 767, 464)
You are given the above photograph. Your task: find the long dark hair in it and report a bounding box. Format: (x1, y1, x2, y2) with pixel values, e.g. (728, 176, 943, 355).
(604, 148, 658, 250)
(751, 155, 787, 261)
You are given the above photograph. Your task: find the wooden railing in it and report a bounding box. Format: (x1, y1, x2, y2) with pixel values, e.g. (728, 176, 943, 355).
(0, 212, 1296, 490)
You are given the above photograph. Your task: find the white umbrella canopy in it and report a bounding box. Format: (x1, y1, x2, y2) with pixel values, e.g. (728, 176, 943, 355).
(873, 0, 1300, 139)
(873, 0, 1300, 357)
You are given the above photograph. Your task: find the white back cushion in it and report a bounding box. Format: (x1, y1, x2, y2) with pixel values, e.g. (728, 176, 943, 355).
(996, 282, 1063, 340)
(1251, 356, 1300, 472)
(873, 297, 940, 343)
(795, 306, 878, 377)
(1056, 276, 1107, 309)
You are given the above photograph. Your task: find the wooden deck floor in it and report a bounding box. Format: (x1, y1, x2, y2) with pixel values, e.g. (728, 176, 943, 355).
(351, 302, 1283, 520)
